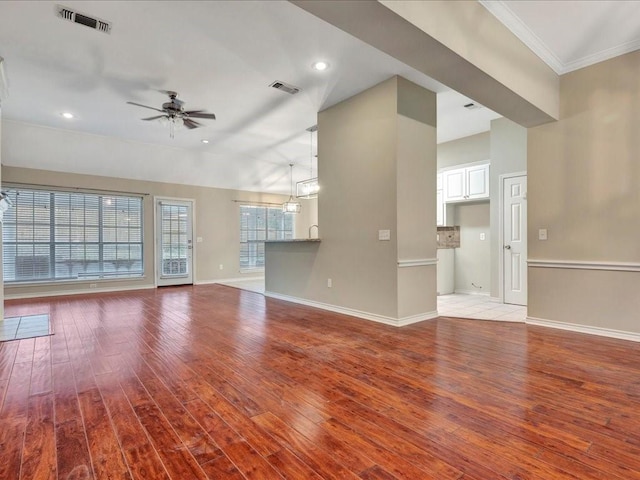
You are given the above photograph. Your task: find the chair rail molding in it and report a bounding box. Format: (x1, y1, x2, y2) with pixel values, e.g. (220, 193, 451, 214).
(528, 259, 640, 272)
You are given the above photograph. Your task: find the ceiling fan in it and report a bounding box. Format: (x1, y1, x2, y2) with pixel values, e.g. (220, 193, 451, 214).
(127, 90, 216, 138)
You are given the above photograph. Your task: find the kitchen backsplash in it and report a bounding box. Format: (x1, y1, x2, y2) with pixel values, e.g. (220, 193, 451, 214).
(437, 226, 460, 248)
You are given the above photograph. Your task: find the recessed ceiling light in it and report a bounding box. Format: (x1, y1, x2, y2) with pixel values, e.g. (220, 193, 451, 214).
(61, 112, 74, 119)
(201, 139, 209, 144)
(312, 61, 329, 71)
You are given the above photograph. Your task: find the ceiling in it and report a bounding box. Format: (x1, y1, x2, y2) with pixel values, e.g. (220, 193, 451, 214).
(480, 0, 640, 75)
(0, 1, 638, 194)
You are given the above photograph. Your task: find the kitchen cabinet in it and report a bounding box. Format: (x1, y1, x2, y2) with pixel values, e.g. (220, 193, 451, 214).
(443, 163, 489, 203)
(436, 174, 445, 226)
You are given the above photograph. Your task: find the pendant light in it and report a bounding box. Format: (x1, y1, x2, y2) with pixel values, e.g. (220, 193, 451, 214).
(282, 163, 301, 214)
(296, 125, 319, 199)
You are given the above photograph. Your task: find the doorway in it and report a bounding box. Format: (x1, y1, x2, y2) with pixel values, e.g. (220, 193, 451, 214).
(155, 198, 194, 286)
(501, 174, 527, 305)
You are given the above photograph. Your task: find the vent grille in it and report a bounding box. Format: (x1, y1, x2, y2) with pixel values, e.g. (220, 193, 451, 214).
(269, 81, 300, 95)
(56, 5, 112, 34)
(463, 102, 483, 110)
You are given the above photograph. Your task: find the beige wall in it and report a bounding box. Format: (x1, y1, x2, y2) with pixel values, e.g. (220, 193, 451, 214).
(380, 1, 558, 122)
(454, 203, 490, 294)
(3, 166, 315, 298)
(528, 50, 640, 333)
(266, 76, 438, 323)
(437, 132, 490, 170)
(489, 117, 528, 297)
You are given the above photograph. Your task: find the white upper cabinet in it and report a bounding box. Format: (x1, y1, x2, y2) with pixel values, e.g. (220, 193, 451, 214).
(436, 173, 445, 226)
(442, 162, 489, 203)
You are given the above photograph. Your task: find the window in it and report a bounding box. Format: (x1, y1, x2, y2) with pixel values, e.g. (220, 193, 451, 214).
(240, 205, 294, 270)
(2, 187, 144, 283)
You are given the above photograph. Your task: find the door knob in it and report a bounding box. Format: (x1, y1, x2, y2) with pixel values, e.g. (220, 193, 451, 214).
(504, 245, 511, 250)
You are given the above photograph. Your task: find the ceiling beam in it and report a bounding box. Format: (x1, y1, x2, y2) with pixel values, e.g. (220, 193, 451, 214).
(290, 0, 559, 127)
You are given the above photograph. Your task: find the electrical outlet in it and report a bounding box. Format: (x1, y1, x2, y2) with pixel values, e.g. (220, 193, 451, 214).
(219, 264, 224, 270)
(480, 233, 486, 241)
(538, 229, 548, 240)
(90, 283, 97, 288)
(196, 237, 203, 243)
(327, 278, 332, 288)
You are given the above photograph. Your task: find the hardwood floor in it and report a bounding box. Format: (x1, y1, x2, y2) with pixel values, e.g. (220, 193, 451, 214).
(2, 285, 640, 479)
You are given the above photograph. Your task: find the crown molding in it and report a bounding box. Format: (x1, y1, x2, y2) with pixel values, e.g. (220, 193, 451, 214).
(479, 0, 564, 74)
(480, 0, 640, 75)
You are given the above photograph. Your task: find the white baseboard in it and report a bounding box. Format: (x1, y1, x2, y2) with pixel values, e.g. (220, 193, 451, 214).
(489, 296, 502, 303)
(526, 316, 640, 343)
(454, 289, 490, 296)
(264, 291, 438, 327)
(4, 284, 155, 300)
(196, 276, 264, 285)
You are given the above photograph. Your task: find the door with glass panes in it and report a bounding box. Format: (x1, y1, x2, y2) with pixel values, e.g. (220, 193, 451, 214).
(156, 198, 193, 286)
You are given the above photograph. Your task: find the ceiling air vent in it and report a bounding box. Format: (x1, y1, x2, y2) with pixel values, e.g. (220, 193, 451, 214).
(269, 81, 300, 95)
(463, 102, 483, 110)
(56, 5, 112, 34)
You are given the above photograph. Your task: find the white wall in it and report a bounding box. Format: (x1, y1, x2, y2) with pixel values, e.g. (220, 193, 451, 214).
(454, 203, 490, 295)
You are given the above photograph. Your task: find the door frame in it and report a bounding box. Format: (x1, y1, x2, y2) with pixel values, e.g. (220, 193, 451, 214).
(498, 171, 527, 304)
(153, 196, 197, 287)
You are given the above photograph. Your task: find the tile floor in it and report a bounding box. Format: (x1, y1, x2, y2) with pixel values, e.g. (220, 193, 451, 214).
(437, 293, 527, 322)
(0, 314, 51, 342)
(218, 277, 527, 323)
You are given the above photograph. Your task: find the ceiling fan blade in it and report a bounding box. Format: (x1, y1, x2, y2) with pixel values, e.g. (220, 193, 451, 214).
(186, 111, 216, 120)
(141, 115, 167, 121)
(183, 118, 202, 129)
(127, 101, 165, 113)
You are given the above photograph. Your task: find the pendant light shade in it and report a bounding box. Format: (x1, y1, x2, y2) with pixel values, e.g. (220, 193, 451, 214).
(296, 125, 319, 199)
(282, 163, 301, 214)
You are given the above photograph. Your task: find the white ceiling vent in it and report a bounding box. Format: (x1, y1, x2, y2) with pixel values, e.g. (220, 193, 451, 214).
(56, 5, 112, 34)
(269, 81, 300, 95)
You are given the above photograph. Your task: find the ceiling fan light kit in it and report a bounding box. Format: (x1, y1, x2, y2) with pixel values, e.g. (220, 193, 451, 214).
(127, 90, 216, 138)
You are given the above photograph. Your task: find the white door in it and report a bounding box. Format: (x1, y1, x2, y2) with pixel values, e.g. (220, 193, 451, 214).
(156, 199, 193, 286)
(503, 175, 527, 305)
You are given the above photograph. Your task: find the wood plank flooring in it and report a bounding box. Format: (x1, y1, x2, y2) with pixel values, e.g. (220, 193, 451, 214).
(2, 284, 640, 479)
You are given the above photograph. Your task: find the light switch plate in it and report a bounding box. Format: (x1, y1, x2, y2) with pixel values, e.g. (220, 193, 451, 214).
(538, 229, 548, 240)
(378, 229, 391, 241)
(196, 237, 203, 243)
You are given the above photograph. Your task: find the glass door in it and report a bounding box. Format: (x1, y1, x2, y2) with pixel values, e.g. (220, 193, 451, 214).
(156, 199, 193, 286)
